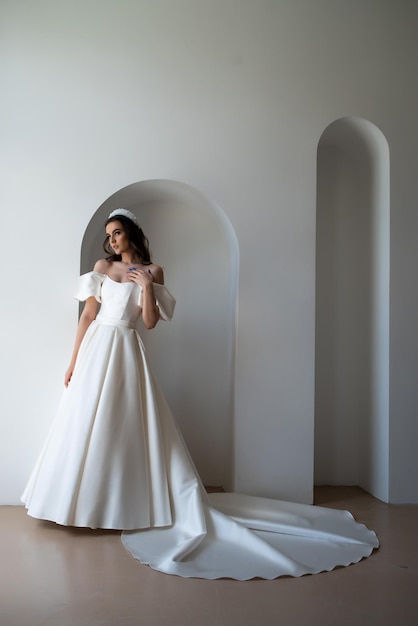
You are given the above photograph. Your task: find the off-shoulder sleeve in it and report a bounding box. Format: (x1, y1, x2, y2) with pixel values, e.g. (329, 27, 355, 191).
(154, 283, 176, 320)
(74, 272, 106, 303)
(138, 283, 176, 321)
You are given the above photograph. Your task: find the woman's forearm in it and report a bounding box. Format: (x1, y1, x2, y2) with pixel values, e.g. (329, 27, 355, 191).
(141, 283, 160, 329)
(65, 298, 98, 386)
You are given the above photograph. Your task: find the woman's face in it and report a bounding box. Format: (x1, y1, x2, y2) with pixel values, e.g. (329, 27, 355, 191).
(105, 220, 130, 255)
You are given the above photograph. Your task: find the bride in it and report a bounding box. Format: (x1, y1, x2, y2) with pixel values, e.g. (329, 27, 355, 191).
(22, 208, 378, 579)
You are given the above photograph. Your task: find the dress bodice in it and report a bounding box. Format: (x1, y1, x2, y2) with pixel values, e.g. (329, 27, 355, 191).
(74, 272, 175, 326)
(98, 277, 143, 326)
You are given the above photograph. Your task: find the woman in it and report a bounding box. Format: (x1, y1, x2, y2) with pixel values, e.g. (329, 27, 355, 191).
(22, 208, 378, 579)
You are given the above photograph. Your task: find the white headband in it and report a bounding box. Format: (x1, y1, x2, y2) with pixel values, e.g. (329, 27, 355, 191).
(108, 208, 140, 229)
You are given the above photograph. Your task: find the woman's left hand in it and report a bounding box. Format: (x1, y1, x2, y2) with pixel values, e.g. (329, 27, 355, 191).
(126, 267, 154, 288)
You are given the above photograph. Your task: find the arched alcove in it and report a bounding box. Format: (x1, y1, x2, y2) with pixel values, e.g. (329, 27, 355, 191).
(81, 180, 239, 489)
(315, 117, 390, 502)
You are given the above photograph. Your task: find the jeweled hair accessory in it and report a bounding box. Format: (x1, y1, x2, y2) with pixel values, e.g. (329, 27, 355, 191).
(108, 208, 140, 229)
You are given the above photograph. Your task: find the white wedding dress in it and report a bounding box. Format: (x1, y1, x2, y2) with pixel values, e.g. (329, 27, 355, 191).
(22, 272, 378, 579)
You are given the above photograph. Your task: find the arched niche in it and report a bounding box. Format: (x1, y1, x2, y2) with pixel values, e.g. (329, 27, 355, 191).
(81, 180, 239, 489)
(315, 117, 390, 502)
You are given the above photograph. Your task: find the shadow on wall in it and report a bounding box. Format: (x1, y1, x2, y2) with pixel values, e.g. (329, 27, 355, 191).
(315, 117, 390, 502)
(81, 180, 239, 490)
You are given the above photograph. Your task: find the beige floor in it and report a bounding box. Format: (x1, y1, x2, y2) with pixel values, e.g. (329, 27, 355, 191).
(1, 487, 417, 626)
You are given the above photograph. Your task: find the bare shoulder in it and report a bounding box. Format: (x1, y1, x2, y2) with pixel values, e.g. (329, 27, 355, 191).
(93, 258, 112, 274)
(149, 264, 164, 285)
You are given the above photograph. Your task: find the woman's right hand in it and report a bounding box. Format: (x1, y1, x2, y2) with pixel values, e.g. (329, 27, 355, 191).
(64, 365, 74, 387)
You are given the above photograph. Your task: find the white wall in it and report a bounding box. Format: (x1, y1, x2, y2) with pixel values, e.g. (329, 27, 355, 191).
(1, 0, 417, 505)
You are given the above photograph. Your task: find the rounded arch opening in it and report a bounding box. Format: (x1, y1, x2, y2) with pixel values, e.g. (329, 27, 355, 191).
(81, 180, 239, 489)
(315, 117, 390, 502)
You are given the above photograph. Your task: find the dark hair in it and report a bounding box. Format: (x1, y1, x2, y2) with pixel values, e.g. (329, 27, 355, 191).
(103, 215, 152, 264)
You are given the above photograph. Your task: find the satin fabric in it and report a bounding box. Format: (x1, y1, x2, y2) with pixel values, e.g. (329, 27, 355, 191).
(22, 272, 378, 579)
